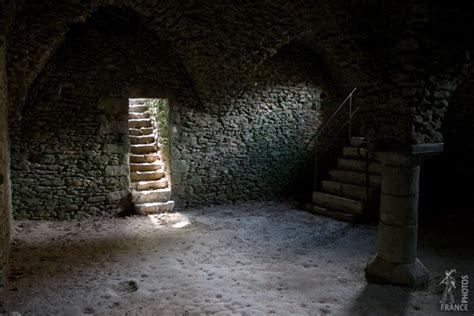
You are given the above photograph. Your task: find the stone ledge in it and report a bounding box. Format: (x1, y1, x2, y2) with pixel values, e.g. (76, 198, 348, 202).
(376, 143, 444, 166)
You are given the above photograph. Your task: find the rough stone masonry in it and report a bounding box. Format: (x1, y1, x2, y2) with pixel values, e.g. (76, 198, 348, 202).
(9, 13, 324, 219)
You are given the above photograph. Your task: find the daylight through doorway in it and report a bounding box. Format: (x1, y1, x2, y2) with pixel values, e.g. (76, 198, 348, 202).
(128, 98, 174, 214)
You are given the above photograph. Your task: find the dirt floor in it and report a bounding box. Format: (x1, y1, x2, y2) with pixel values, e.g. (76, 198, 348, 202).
(0, 201, 473, 315)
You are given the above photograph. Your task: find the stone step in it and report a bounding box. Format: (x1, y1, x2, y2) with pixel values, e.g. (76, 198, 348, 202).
(342, 147, 375, 160)
(338, 158, 382, 174)
(129, 153, 160, 163)
(130, 170, 165, 182)
(132, 188, 171, 204)
(312, 191, 365, 215)
(130, 162, 164, 172)
(129, 112, 149, 119)
(350, 137, 368, 147)
(129, 98, 147, 104)
(130, 143, 157, 154)
(129, 119, 152, 128)
(128, 105, 148, 112)
(307, 204, 358, 222)
(321, 180, 377, 201)
(129, 127, 154, 136)
(135, 200, 175, 214)
(130, 135, 155, 145)
(329, 169, 381, 188)
(131, 179, 168, 190)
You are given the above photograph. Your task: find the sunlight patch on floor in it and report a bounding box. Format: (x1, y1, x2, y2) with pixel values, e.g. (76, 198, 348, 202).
(148, 213, 191, 228)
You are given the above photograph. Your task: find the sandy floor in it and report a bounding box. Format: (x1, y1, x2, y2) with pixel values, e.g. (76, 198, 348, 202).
(0, 201, 473, 315)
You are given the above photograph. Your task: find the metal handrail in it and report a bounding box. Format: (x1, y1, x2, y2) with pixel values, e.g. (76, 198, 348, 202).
(357, 138, 371, 204)
(304, 87, 357, 150)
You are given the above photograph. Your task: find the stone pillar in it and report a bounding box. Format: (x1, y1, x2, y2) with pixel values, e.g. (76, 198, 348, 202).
(366, 144, 443, 287)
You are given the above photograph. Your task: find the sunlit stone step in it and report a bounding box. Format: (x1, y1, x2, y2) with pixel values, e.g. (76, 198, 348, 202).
(132, 188, 171, 204)
(129, 118, 152, 128)
(128, 105, 148, 112)
(131, 179, 168, 190)
(130, 135, 155, 145)
(129, 153, 160, 163)
(130, 162, 163, 172)
(130, 144, 157, 154)
(135, 201, 175, 214)
(130, 170, 165, 182)
(129, 112, 150, 119)
(129, 127, 154, 136)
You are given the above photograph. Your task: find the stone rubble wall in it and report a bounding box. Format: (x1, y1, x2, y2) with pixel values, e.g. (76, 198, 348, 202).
(7, 2, 474, 220)
(10, 17, 324, 218)
(169, 45, 323, 206)
(420, 68, 474, 212)
(10, 22, 182, 219)
(6, 2, 474, 149)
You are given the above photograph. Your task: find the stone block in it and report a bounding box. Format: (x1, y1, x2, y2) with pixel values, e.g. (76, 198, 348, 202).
(87, 196, 106, 203)
(171, 146, 181, 159)
(381, 165, 420, 196)
(366, 256, 429, 287)
(173, 159, 190, 173)
(380, 193, 419, 226)
(378, 222, 417, 264)
(103, 144, 128, 154)
(107, 190, 130, 202)
(40, 154, 56, 164)
(190, 175, 202, 185)
(105, 165, 129, 176)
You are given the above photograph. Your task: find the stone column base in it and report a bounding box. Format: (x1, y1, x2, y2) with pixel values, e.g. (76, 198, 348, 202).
(365, 255, 429, 287)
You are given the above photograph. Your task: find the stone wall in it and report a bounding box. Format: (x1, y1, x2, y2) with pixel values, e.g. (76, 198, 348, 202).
(419, 69, 474, 216)
(324, 2, 473, 146)
(7, 2, 474, 149)
(170, 45, 323, 206)
(10, 14, 325, 218)
(10, 17, 183, 219)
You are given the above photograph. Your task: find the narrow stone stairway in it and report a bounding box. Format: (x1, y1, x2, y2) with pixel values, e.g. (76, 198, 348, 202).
(128, 99, 175, 214)
(309, 137, 381, 222)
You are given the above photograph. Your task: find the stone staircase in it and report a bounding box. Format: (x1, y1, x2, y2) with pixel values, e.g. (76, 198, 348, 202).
(309, 137, 381, 222)
(128, 99, 175, 214)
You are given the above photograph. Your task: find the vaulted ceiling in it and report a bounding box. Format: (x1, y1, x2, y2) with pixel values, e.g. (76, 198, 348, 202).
(4, 0, 474, 144)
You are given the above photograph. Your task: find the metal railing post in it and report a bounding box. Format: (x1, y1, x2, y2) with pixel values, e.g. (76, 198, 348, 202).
(349, 94, 352, 142)
(313, 136, 318, 191)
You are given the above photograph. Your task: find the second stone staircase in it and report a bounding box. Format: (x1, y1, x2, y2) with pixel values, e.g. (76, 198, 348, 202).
(128, 99, 175, 214)
(309, 137, 381, 222)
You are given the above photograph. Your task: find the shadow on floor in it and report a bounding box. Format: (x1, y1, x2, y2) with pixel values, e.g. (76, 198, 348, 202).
(348, 283, 414, 315)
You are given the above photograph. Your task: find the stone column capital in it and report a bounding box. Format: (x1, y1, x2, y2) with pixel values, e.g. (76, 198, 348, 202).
(376, 143, 444, 166)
